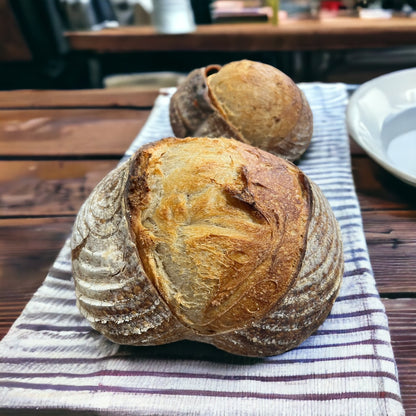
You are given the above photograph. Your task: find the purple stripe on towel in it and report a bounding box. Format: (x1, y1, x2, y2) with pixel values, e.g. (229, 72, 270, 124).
(336, 293, 380, 302)
(327, 309, 385, 319)
(0, 380, 403, 404)
(0, 370, 398, 383)
(296, 338, 392, 350)
(343, 268, 372, 277)
(0, 353, 396, 366)
(314, 324, 389, 335)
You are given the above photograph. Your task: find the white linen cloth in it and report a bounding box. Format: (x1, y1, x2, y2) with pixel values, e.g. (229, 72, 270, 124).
(0, 83, 404, 415)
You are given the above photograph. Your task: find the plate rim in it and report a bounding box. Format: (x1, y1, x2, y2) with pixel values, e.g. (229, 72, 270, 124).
(346, 67, 416, 187)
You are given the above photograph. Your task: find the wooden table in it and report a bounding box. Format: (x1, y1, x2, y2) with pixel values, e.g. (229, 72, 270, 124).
(0, 88, 415, 414)
(66, 18, 416, 52)
(65, 17, 416, 86)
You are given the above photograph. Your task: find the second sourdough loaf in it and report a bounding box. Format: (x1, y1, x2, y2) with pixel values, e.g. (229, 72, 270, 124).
(71, 137, 343, 357)
(170, 60, 313, 161)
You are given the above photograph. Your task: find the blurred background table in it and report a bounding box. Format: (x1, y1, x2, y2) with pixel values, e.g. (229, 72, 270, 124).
(0, 88, 415, 414)
(2, 2, 416, 89)
(64, 17, 416, 86)
(66, 18, 416, 52)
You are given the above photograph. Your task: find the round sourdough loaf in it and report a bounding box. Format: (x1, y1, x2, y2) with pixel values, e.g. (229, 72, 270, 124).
(169, 60, 313, 161)
(71, 137, 343, 357)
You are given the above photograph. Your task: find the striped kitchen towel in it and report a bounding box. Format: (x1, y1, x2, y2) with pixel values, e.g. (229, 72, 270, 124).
(0, 83, 404, 415)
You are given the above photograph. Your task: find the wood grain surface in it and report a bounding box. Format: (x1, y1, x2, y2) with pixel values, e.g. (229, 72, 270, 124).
(383, 298, 416, 413)
(0, 88, 160, 109)
(363, 210, 416, 294)
(0, 109, 148, 157)
(0, 160, 119, 216)
(0, 88, 415, 415)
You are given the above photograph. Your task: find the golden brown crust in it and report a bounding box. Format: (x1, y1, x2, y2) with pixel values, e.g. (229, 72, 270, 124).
(209, 181, 343, 356)
(127, 137, 311, 336)
(169, 60, 313, 161)
(71, 137, 343, 357)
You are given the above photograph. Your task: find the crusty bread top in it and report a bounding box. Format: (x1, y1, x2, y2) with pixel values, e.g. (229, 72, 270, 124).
(207, 60, 313, 159)
(127, 137, 311, 335)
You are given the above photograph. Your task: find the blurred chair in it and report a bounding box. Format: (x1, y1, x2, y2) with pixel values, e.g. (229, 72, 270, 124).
(0, 0, 32, 63)
(1, 0, 116, 89)
(9, 0, 70, 86)
(0, 0, 76, 89)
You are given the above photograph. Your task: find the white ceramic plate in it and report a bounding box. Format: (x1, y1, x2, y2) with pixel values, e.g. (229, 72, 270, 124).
(346, 67, 416, 187)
